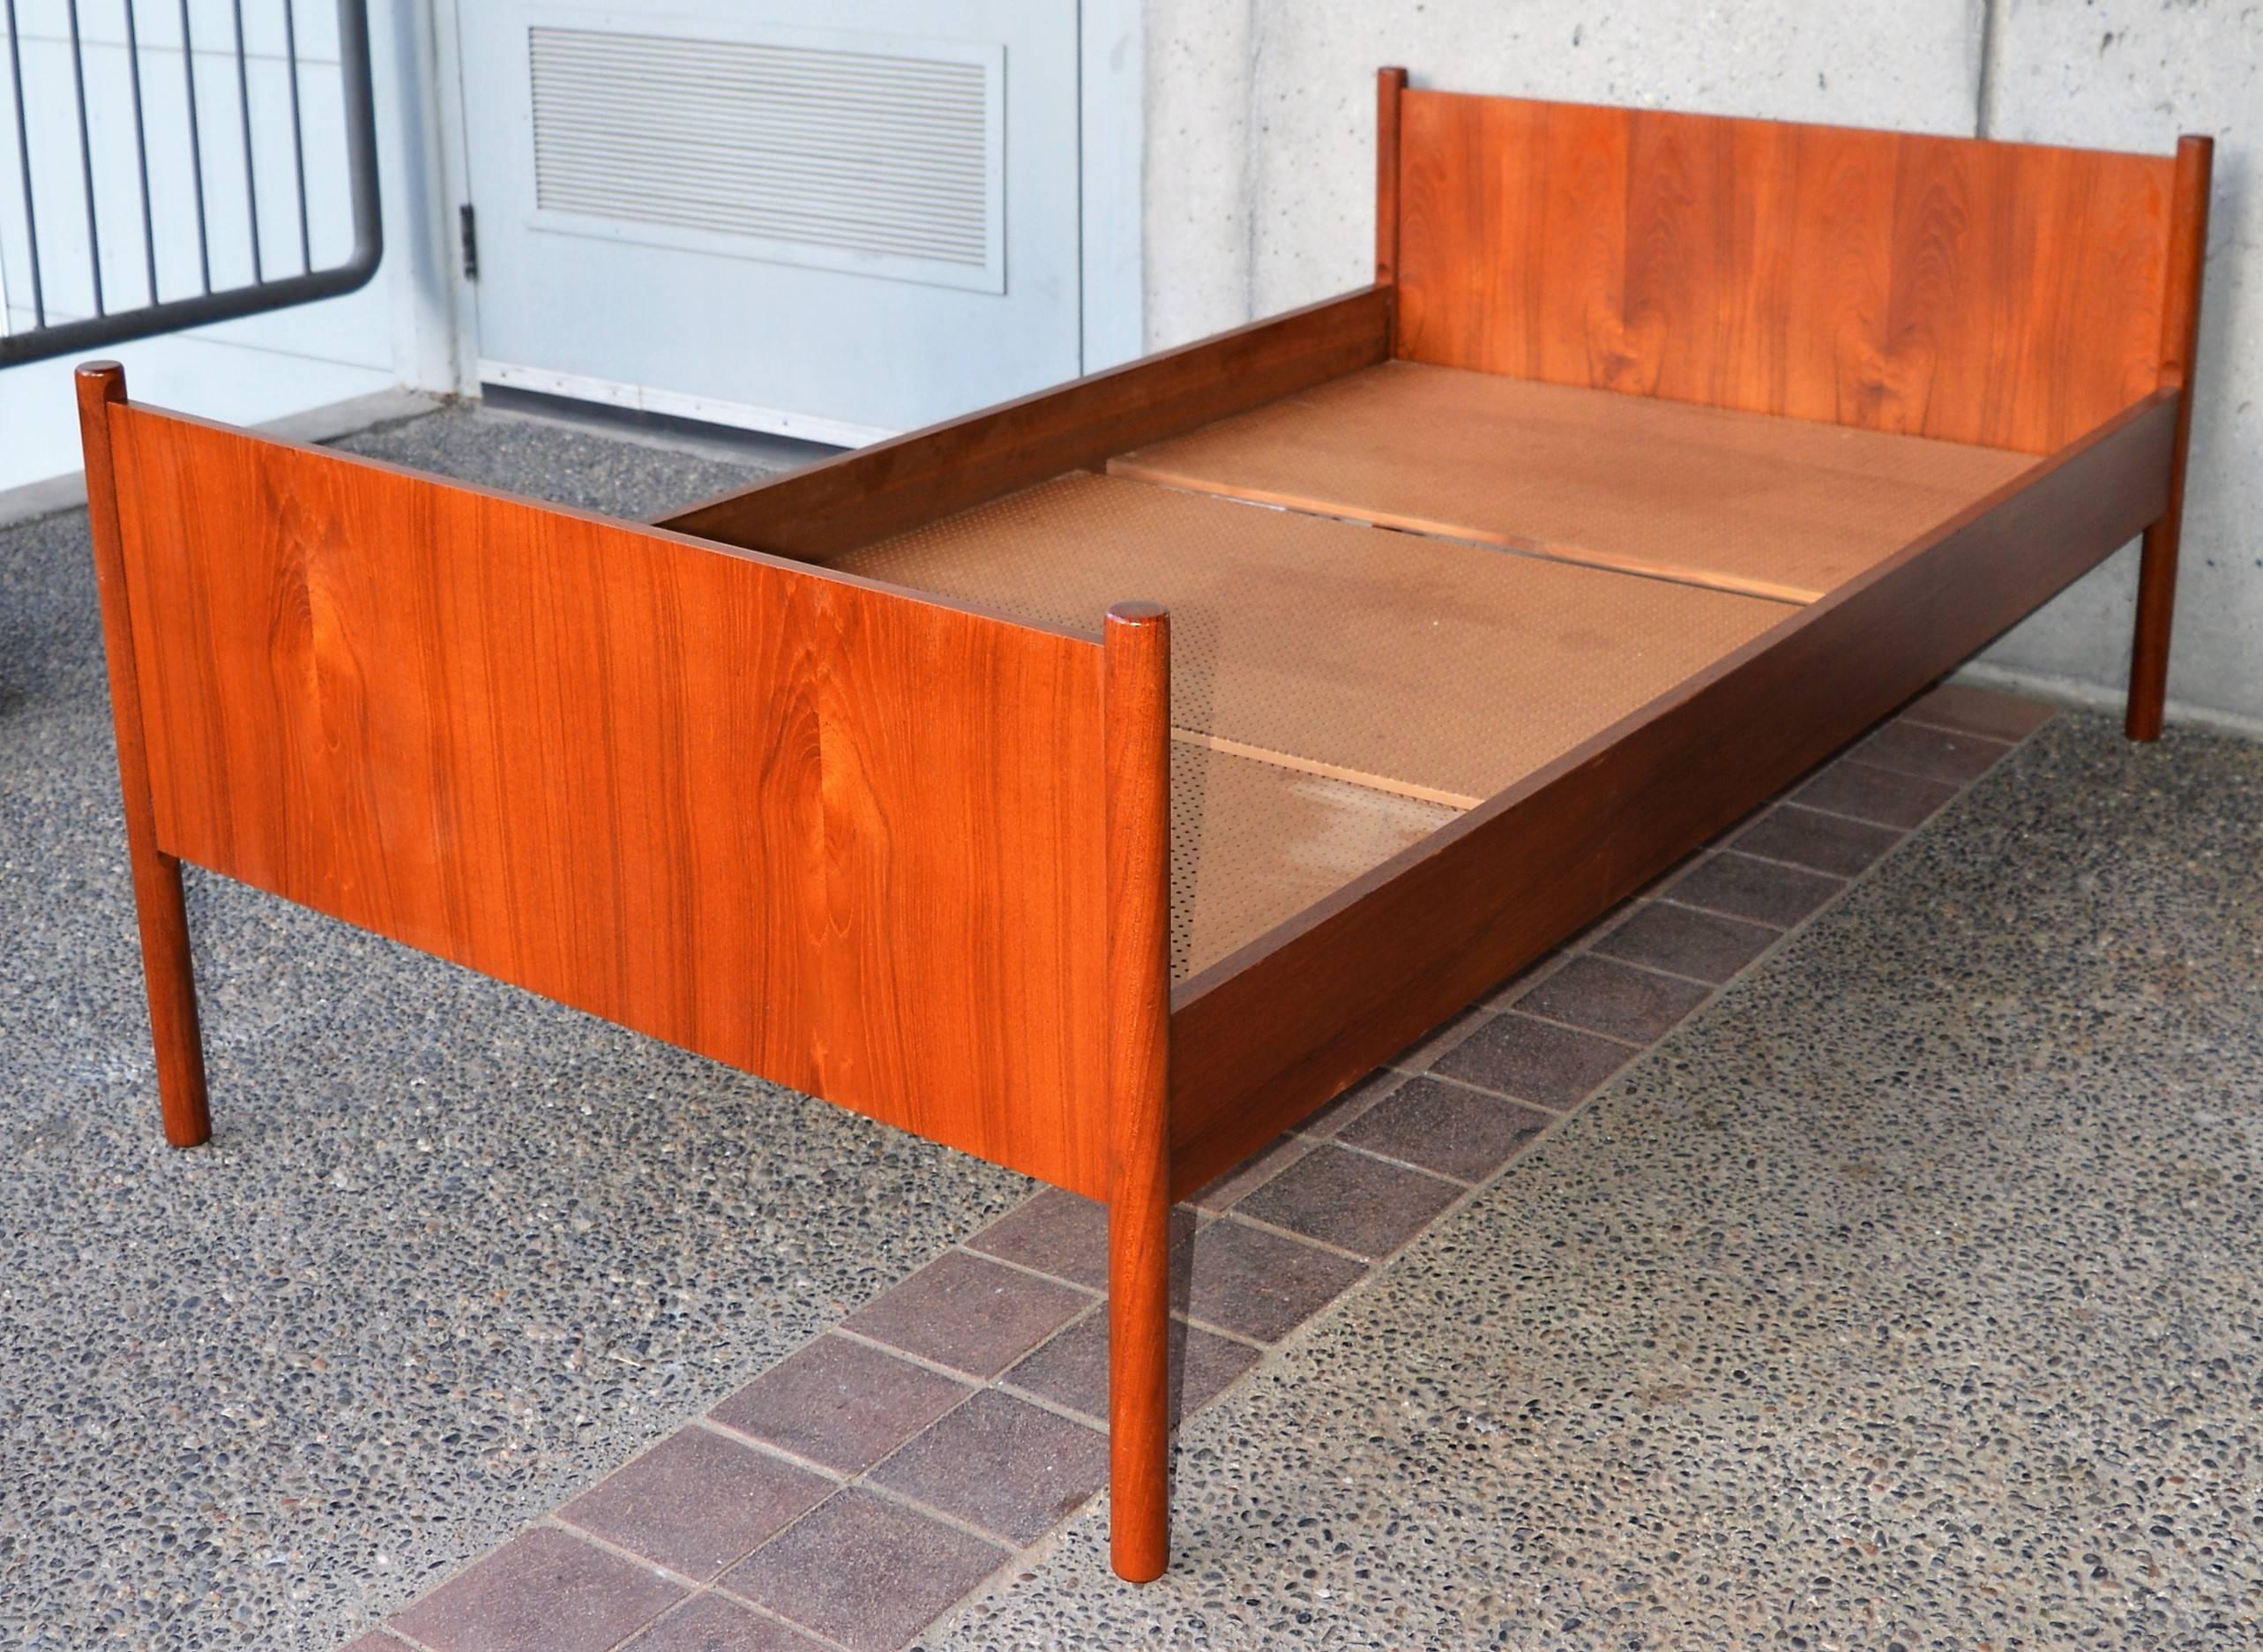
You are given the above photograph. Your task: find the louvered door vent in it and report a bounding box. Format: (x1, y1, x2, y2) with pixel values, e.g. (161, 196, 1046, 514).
(527, 26, 1001, 291)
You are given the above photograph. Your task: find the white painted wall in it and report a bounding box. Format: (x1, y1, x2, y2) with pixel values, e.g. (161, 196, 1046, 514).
(0, 0, 455, 491)
(1143, 0, 2263, 729)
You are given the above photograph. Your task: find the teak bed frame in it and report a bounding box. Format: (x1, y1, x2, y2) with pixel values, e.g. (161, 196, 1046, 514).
(80, 75, 2209, 1581)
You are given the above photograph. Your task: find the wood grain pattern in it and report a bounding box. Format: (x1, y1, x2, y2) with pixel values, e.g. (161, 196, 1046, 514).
(1102, 602, 1174, 1584)
(108, 403, 1115, 1195)
(1394, 90, 2176, 454)
(77, 363, 212, 1147)
(2126, 135, 2214, 741)
(655, 288, 1392, 560)
(1165, 391, 2178, 1197)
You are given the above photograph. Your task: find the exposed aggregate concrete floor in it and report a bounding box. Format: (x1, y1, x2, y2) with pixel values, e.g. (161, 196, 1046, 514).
(929, 716, 2263, 1650)
(5, 403, 2261, 1650)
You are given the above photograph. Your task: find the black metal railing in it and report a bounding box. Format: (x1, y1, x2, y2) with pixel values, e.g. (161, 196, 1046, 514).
(0, 0, 380, 366)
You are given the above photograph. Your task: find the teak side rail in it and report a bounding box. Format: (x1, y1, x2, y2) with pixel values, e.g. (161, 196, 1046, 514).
(80, 74, 2209, 1586)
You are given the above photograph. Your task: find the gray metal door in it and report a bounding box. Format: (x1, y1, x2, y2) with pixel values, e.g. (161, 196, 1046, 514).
(456, 1, 1087, 445)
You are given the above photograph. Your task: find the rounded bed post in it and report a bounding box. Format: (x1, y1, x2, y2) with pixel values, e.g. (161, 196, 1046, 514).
(1376, 65, 1408, 350)
(75, 361, 212, 1147)
(2126, 133, 2212, 742)
(1102, 599, 1173, 1582)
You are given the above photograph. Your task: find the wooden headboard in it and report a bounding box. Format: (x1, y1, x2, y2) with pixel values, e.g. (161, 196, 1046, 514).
(1380, 78, 2207, 454)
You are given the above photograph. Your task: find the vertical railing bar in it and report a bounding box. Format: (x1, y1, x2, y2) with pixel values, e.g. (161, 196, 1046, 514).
(280, 0, 307, 270)
(230, 0, 258, 280)
(66, 0, 106, 316)
(333, 0, 378, 277)
(123, 0, 160, 304)
(177, 0, 209, 291)
(2, 0, 44, 326)
(0, 3, 7, 338)
(0, 0, 380, 364)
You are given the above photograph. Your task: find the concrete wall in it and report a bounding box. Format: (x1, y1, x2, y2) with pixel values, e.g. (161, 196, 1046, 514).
(1975, 4, 2259, 730)
(1143, 0, 2261, 729)
(0, 0, 456, 492)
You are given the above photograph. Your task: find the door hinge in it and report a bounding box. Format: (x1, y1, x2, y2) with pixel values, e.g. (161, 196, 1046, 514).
(459, 204, 479, 281)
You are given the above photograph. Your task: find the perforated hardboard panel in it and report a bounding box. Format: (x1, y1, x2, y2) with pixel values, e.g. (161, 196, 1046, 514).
(833, 471, 1789, 806)
(1109, 362, 2039, 604)
(1169, 742, 1455, 981)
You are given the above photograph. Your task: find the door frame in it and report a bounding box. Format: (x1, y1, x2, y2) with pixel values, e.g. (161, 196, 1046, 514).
(425, 0, 1146, 425)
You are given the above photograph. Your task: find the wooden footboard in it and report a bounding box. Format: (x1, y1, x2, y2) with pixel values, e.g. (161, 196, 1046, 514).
(77, 363, 1139, 1200)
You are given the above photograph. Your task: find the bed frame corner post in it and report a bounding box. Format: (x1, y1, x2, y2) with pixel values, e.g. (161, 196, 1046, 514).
(1376, 66, 1408, 353)
(2125, 132, 2213, 742)
(1102, 599, 1173, 1583)
(75, 361, 212, 1149)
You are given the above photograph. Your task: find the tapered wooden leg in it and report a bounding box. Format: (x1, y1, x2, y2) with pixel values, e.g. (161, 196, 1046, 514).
(126, 850, 212, 1147)
(2125, 514, 2180, 742)
(1108, 1102, 1172, 1582)
(2127, 134, 2213, 744)
(78, 361, 213, 1147)
(1103, 601, 1173, 1582)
